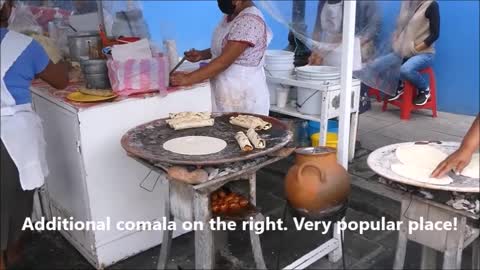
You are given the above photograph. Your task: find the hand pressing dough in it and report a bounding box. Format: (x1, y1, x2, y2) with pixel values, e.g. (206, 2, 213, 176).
(163, 136, 226, 155)
(461, 153, 480, 179)
(391, 163, 453, 185)
(396, 145, 448, 170)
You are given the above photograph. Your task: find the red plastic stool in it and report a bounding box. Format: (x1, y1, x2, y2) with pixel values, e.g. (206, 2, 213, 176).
(368, 88, 383, 102)
(382, 67, 437, 120)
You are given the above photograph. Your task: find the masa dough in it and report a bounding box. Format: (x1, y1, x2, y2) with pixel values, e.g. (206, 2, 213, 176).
(396, 145, 448, 170)
(461, 153, 480, 179)
(163, 136, 226, 156)
(391, 163, 453, 185)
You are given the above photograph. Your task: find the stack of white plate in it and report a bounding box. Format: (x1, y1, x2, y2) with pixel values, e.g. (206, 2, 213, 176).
(296, 66, 341, 115)
(264, 50, 295, 105)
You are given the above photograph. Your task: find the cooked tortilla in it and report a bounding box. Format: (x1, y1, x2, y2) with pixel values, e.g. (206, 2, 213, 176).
(391, 163, 453, 185)
(395, 145, 448, 170)
(79, 88, 114, 97)
(169, 119, 214, 130)
(230, 115, 272, 131)
(163, 136, 226, 155)
(235, 131, 253, 152)
(246, 128, 266, 149)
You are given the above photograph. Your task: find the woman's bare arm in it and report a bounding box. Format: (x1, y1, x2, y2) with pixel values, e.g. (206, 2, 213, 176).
(36, 61, 69, 89)
(170, 41, 249, 86)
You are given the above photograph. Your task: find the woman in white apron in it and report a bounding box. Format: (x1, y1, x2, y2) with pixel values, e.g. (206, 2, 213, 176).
(170, 0, 273, 115)
(0, 1, 68, 267)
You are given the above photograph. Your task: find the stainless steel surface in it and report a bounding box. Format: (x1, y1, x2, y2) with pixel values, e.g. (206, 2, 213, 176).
(68, 32, 101, 61)
(85, 74, 111, 89)
(170, 56, 187, 75)
(295, 147, 337, 155)
(80, 59, 108, 74)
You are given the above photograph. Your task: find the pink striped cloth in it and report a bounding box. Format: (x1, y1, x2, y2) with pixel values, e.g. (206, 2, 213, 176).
(107, 56, 168, 96)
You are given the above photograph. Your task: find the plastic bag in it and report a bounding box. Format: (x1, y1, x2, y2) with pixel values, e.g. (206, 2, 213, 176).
(8, 3, 44, 34)
(107, 55, 167, 96)
(101, 0, 150, 39)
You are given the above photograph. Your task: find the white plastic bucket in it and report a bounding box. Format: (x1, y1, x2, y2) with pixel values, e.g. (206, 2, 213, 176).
(296, 86, 322, 115)
(266, 50, 294, 58)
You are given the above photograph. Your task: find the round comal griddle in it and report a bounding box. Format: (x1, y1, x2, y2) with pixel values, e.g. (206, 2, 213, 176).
(121, 113, 292, 165)
(367, 141, 479, 193)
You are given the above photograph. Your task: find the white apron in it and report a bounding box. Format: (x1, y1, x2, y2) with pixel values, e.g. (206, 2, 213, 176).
(210, 7, 272, 115)
(1, 30, 49, 191)
(320, 2, 362, 70)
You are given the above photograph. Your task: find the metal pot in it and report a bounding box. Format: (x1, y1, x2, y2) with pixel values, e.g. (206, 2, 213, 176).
(80, 59, 108, 74)
(68, 32, 101, 61)
(84, 74, 111, 89)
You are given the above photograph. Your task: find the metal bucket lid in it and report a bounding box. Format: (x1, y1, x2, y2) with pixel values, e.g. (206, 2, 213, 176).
(295, 146, 336, 155)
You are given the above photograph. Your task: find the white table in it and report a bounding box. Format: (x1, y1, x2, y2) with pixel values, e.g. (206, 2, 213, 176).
(31, 83, 212, 268)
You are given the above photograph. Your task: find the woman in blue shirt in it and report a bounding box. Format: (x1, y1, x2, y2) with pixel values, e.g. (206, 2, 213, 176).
(0, 0, 68, 268)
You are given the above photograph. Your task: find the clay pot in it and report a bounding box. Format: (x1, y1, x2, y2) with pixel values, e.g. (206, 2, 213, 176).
(285, 147, 351, 212)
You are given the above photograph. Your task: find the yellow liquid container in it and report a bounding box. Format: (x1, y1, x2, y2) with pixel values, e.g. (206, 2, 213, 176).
(311, 132, 338, 148)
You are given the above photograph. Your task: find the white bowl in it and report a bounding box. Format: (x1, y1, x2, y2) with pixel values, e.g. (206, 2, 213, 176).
(296, 74, 340, 81)
(296, 65, 340, 74)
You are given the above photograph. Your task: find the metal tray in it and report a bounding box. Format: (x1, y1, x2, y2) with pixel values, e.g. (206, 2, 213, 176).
(121, 113, 293, 165)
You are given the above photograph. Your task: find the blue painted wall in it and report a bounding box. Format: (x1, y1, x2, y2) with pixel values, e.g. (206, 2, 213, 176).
(143, 1, 479, 115)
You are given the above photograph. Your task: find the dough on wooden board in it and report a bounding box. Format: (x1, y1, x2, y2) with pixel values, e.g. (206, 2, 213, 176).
(391, 163, 453, 185)
(163, 136, 226, 155)
(395, 145, 448, 170)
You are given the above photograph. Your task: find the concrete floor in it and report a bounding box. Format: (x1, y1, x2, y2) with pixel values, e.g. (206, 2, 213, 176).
(10, 102, 478, 270)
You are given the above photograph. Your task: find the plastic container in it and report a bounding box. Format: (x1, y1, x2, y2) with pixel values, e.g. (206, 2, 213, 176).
(276, 86, 290, 108)
(311, 132, 338, 148)
(307, 120, 339, 137)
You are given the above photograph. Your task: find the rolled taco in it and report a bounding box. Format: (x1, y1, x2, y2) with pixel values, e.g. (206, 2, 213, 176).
(235, 131, 253, 152)
(166, 115, 212, 126)
(169, 112, 211, 119)
(170, 119, 214, 130)
(246, 128, 266, 149)
(229, 115, 272, 131)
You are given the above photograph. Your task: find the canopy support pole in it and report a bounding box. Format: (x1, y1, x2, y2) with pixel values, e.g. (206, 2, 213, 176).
(338, 0, 357, 168)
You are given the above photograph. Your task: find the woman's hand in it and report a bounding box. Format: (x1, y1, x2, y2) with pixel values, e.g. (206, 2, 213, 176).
(431, 148, 474, 178)
(170, 72, 193, 86)
(184, 49, 206, 63)
(414, 42, 428, 52)
(432, 115, 479, 178)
